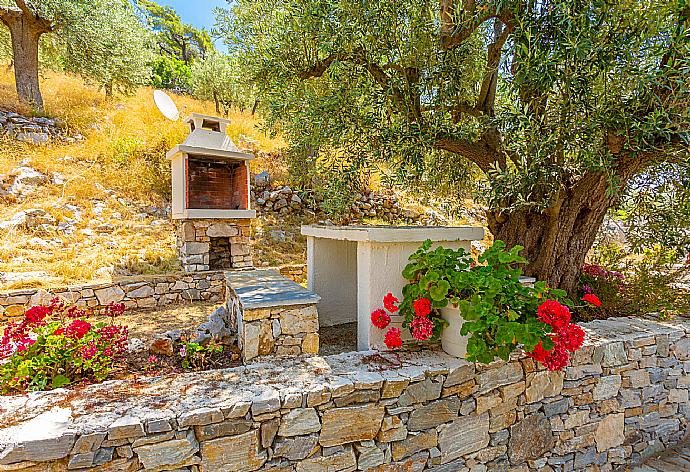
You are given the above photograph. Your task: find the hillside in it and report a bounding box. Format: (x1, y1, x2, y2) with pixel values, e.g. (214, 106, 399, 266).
(0, 69, 290, 289)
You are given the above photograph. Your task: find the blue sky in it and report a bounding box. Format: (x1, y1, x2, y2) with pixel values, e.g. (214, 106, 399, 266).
(155, 0, 230, 52)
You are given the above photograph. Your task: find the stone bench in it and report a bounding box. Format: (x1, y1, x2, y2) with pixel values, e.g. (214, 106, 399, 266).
(226, 269, 321, 361)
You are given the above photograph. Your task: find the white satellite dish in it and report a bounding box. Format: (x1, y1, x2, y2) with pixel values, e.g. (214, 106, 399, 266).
(153, 90, 180, 121)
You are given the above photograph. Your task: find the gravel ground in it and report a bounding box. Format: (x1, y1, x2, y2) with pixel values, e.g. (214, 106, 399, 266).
(319, 322, 357, 356)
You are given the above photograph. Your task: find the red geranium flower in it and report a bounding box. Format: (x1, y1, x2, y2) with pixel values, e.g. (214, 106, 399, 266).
(371, 309, 391, 330)
(384, 328, 403, 349)
(582, 293, 602, 307)
(383, 293, 399, 313)
(411, 316, 434, 341)
(65, 319, 91, 339)
(526, 342, 550, 364)
(24, 306, 50, 325)
(526, 341, 571, 371)
(537, 300, 571, 331)
(558, 324, 585, 352)
(413, 298, 432, 317)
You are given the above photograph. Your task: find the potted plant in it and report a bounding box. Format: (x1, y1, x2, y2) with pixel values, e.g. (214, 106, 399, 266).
(371, 240, 590, 371)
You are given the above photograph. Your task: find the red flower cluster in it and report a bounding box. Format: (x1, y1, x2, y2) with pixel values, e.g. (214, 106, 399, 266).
(65, 320, 91, 339)
(528, 300, 586, 371)
(536, 300, 571, 331)
(384, 328, 403, 349)
(383, 293, 399, 313)
(24, 306, 50, 325)
(411, 316, 433, 341)
(413, 298, 431, 317)
(371, 309, 391, 329)
(582, 293, 602, 307)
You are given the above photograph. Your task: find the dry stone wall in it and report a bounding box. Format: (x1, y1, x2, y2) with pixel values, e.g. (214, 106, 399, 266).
(0, 271, 226, 319)
(0, 316, 688, 471)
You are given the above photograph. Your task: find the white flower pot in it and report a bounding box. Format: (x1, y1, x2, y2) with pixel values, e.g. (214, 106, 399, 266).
(440, 305, 468, 358)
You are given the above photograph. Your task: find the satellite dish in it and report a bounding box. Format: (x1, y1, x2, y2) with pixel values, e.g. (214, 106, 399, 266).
(153, 90, 180, 121)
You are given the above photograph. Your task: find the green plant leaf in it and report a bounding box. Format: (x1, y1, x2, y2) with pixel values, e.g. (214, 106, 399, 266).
(51, 375, 70, 389)
(429, 279, 450, 301)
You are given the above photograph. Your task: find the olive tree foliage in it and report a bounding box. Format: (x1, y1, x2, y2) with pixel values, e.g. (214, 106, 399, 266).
(0, 0, 153, 110)
(191, 53, 256, 115)
(222, 0, 690, 293)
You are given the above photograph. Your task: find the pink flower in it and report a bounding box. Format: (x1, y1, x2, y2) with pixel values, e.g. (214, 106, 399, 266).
(384, 328, 403, 349)
(411, 316, 434, 341)
(24, 306, 50, 325)
(413, 298, 432, 317)
(383, 293, 399, 313)
(179, 346, 187, 358)
(371, 309, 391, 329)
(148, 355, 158, 364)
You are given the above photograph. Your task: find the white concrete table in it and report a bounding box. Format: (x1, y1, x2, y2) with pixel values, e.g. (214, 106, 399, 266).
(301, 225, 485, 350)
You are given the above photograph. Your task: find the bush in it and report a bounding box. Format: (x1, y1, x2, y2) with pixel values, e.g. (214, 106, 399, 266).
(0, 300, 128, 393)
(579, 244, 690, 321)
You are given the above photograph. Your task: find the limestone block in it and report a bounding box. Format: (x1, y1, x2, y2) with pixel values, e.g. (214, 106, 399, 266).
(207, 223, 239, 238)
(407, 398, 461, 431)
(107, 416, 145, 441)
(278, 408, 321, 437)
(477, 362, 523, 394)
(127, 285, 154, 298)
(94, 286, 125, 305)
(437, 413, 490, 463)
(319, 404, 384, 447)
(508, 413, 555, 464)
(593, 375, 622, 400)
(302, 333, 320, 354)
(295, 447, 356, 472)
(280, 309, 319, 335)
(178, 407, 223, 427)
(133, 433, 199, 470)
(525, 370, 564, 403)
(195, 419, 252, 441)
(391, 430, 438, 461)
(182, 242, 209, 255)
(201, 430, 267, 472)
(595, 413, 625, 452)
(274, 434, 319, 461)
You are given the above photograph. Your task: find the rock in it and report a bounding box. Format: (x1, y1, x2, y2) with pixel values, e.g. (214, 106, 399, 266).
(270, 230, 287, 242)
(356, 443, 385, 469)
(201, 430, 267, 472)
(391, 430, 438, 461)
(301, 333, 319, 355)
(593, 375, 622, 400)
(127, 338, 146, 353)
(207, 223, 239, 238)
(178, 407, 223, 427)
(278, 408, 321, 437)
(408, 398, 461, 431)
(134, 433, 199, 470)
(15, 132, 49, 144)
(508, 413, 554, 464)
(294, 447, 356, 472)
(195, 419, 252, 441)
(525, 371, 564, 403)
(478, 362, 523, 394)
(255, 171, 270, 184)
(0, 407, 75, 464)
(319, 404, 384, 447)
(438, 413, 490, 462)
(593, 342, 627, 367)
(11, 166, 49, 187)
(595, 413, 625, 452)
(127, 285, 154, 298)
(274, 434, 319, 461)
(94, 286, 125, 305)
(107, 416, 145, 441)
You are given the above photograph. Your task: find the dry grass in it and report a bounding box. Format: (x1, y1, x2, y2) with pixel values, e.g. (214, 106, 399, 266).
(0, 68, 285, 289)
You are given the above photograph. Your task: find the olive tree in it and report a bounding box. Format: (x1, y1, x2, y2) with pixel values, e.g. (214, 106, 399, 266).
(223, 0, 690, 293)
(0, 0, 152, 110)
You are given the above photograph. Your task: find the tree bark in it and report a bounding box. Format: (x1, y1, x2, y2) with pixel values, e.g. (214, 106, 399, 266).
(0, 4, 52, 112)
(487, 172, 614, 294)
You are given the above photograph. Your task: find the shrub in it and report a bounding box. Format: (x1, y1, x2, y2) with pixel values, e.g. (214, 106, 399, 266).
(371, 241, 588, 370)
(579, 244, 690, 320)
(0, 299, 128, 393)
(179, 340, 224, 370)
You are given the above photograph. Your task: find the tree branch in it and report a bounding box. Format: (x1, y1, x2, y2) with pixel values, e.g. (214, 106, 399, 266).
(13, 0, 32, 17)
(0, 6, 21, 26)
(475, 22, 511, 115)
(434, 136, 500, 172)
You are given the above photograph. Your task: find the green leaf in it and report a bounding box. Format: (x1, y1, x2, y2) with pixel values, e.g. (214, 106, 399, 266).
(51, 375, 70, 389)
(429, 279, 450, 301)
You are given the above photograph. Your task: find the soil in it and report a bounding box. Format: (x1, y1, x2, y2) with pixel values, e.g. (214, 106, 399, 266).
(319, 322, 357, 356)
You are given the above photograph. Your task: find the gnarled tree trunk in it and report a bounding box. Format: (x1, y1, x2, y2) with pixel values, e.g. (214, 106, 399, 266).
(487, 172, 615, 294)
(0, 3, 52, 112)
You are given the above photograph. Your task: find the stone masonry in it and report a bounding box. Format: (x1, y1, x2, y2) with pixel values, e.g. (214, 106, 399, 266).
(0, 272, 226, 320)
(175, 219, 252, 272)
(0, 316, 688, 471)
(226, 269, 321, 362)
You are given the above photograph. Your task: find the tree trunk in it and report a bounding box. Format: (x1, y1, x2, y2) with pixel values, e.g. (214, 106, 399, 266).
(104, 82, 113, 98)
(213, 91, 220, 114)
(6, 15, 44, 111)
(251, 99, 259, 116)
(487, 172, 614, 294)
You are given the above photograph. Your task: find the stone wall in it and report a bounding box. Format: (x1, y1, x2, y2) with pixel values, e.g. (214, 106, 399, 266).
(0, 271, 226, 319)
(0, 316, 688, 471)
(240, 304, 320, 361)
(276, 264, 307, 283)
(174, 219, 252, 272)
